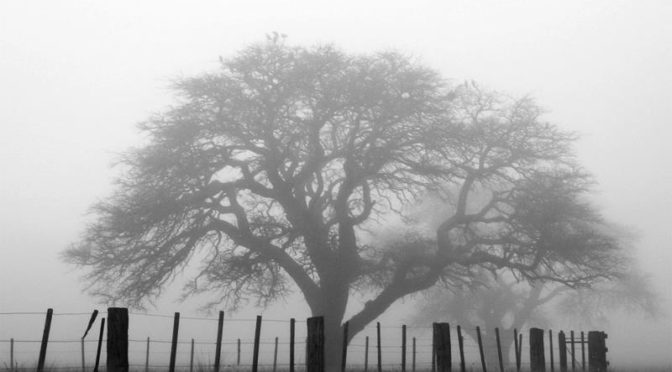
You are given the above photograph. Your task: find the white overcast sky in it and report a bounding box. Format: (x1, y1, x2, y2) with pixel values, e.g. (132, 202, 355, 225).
(1, 0, 671, 366)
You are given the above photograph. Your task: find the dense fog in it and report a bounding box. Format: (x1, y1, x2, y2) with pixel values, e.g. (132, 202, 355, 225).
(1, 1, 670, 369)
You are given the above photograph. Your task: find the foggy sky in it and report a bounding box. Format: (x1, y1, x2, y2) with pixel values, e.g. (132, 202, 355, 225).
(1, 0, 670, 367)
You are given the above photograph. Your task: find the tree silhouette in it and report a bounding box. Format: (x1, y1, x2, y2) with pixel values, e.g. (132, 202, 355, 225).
(410, 267, 658, 368)
(409, 272, 551, 366)
(65, 39, 627, 369)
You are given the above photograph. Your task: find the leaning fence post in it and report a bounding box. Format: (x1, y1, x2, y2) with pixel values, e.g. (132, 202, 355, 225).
(168, 312, 180, 372)
(587, 331, 608, 372)
(214, 310, 224, 372)
(558, 331, 567, 372)
(457, 326, 465, 372)
(477, 326, 487, 372)
(252, 315, 263, 372)
(495, 328, 504, 372)
(433, 323, 451, 372)
(530, 328, 546, 372)
(94, 317, 105, 372)
(273, 336, 279, 372)
(107, 307, 129, 372)
(306, 316, 325, 372)
(144, 337, 150, 372)
(36, 308, 53, 372)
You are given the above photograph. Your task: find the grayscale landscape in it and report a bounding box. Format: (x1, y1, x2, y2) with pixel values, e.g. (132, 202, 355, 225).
(0, 1, 670, 371)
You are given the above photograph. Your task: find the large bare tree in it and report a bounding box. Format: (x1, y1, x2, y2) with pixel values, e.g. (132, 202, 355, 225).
(65, 39, 626, 368)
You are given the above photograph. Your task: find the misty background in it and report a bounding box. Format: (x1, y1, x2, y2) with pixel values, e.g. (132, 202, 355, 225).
(1, 0, 670, 368)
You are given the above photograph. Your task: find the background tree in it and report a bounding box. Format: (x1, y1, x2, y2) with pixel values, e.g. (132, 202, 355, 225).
(555, 268, 660, 327)
(402, 176, 658, 368)
(409, 271, 550, 366)
(409, 267, 658, 367)
(64, 39, 628, 369)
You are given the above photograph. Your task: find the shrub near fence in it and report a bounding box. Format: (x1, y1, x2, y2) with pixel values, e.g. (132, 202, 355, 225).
(0, 308, 608, 372)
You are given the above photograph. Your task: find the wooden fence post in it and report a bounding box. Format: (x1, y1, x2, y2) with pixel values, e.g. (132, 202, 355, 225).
(495, 328, 504, 372)
(94, 317, 105, 372)
(413, 337, 417, 372)
(290, 318, 295, 372)
(433, 323, 451, 372)
(107, 307, 129, 372)
(377, 322, 382, 372)
(581, 332, 585, 371)
(341, 322, 349, 372)
(252, 315, 263, 372)
(549, 330, 554, 372)
(273, 336, 279, 372)
(190, 339, 195, 372)
(214, 310, 224, 372)
(364, 336, 369, 372)
(401, 324, 407, 372)
(558, 331, 567, 372)
(530, 328, 546, 372)
(431, 324, 436, 372)
(237, 338, 241, 367)
(477, 326, 487, 372)
(168, 312, 180, 372)
(81, 338, 85, 372)
(518, 333, 523, 372)
(587, 332, 608, 372)
(513, 328, 520, 372)
(36, 308, 53, 372)
(570, 331, 575, 372)
(10, 338, 14, 372)
(306, 316, 325, 372)
(168, 313, 180, 372)
(145, 337, 150, 372)
(456, 326, 465, 372)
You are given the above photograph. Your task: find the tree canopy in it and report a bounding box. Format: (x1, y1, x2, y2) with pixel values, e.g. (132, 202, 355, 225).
(65, 39, 628, 366)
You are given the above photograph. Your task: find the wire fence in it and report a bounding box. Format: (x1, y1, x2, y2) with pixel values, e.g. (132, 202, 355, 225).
(0, 309, 599, 371)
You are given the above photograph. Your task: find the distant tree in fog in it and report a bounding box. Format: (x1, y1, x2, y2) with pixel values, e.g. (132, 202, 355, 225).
(64, 38, 630, 370)
(409, 267, 658, 367)
(410, 271, 549, 366)
(556, 268, 660, 326)
(405, 184, 658, 367)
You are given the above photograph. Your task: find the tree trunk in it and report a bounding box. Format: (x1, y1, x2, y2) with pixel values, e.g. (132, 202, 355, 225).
(312, 276, 349, 372)
(323, 311, 345, 372)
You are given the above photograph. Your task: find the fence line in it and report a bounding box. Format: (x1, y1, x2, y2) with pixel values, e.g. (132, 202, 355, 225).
(0, 308, 608, 372)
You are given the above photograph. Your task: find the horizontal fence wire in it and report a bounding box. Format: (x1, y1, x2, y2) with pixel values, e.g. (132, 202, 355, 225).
(0, 309, 602, 371)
